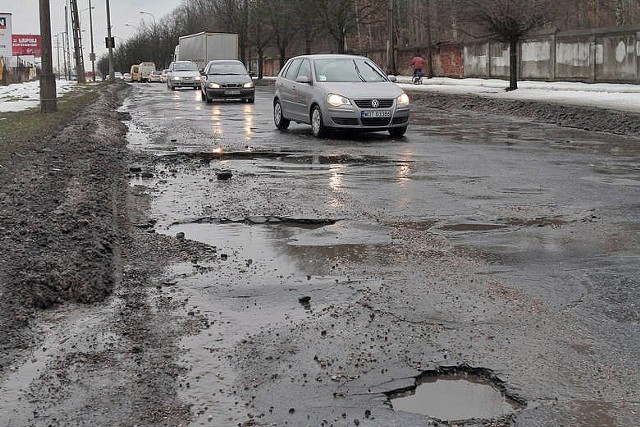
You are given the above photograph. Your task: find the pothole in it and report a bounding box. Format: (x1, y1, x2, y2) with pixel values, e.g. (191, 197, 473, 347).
(387, 366, 523, 422)
(438, 223, 508, 232)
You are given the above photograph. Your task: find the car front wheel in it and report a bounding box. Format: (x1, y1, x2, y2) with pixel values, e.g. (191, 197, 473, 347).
(311, 105, 326, 138)
(388, 126, 407, 138)
(274, 100, 290, 130)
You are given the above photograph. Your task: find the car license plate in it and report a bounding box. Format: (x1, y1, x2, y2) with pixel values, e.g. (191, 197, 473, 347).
(361, 110, 391, 118)
(225, 90, 241, 95)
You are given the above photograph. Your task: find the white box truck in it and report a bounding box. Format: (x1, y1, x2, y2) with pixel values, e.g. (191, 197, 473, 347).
(176, 32, 239, 70)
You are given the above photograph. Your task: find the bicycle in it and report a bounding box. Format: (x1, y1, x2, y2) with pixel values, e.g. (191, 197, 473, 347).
(412, 70, 424, 85)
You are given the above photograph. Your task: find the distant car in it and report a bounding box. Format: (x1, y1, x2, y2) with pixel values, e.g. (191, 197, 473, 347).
(166, 60, 201, 90)
(148, 70, 163, 83)
(160, 69, 169, 83)
(273, 54, 410, 138)
(114, 71, 123, 80)
(123, 72, 132, 82)
(200, 60, 254, 103)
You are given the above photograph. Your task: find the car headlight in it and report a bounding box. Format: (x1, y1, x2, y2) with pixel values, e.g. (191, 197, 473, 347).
(397, 93, 410, 107)
(172, 76, 182, 81)
(243, 81, 254, 88)
(208, 82, 220, 89)
(327, 93, 350, 107)
(195, 76, 201, 81)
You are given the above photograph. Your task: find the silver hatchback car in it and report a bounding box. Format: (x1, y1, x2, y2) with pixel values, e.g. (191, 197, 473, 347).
(273, 54, 410, 137)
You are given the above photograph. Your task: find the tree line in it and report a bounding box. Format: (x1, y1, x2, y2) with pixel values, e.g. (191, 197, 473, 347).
(97, 0, 640, 79)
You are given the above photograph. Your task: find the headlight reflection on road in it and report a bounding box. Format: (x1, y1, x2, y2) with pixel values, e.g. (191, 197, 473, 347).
(210, 106, 223, 137)
(396, 149, 415, 186)
(243, 104, 254, 140)
(328, 164, 346, 208)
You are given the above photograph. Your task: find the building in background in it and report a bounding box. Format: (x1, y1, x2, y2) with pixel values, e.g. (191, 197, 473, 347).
(0, 12, 11, 58)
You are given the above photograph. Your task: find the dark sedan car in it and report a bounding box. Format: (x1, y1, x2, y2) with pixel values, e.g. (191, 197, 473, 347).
(200, 60, 255, 103)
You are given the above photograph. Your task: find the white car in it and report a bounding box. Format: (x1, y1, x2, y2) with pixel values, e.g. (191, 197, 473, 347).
(166, 61, 201, 90)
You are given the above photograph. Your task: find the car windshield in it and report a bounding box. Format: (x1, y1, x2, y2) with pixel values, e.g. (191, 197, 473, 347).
(313, 58, 387, 83)
(207, 63, 247, 75)
(174, 62, 198, 71)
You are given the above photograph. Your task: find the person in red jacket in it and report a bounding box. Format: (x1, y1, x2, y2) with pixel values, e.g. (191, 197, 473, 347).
(410, 52, 426, 80)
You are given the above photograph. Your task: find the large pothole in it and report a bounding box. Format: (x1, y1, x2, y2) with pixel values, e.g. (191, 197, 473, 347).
(387, 366, 524, 423)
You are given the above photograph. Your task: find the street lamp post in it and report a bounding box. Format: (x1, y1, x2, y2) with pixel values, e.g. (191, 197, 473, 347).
(139, 10, 156, 25)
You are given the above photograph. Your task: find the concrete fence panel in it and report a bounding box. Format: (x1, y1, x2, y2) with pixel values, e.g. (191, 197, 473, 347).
(521, 39, 553, 79)
(463, 43, 489, 77)
(597, 34, 638, 81)
(555, 36, 594, 80)
(489, 42, 510, 78)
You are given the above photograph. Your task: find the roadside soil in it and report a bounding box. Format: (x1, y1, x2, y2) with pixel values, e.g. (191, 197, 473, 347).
(0, 82, 639, 424)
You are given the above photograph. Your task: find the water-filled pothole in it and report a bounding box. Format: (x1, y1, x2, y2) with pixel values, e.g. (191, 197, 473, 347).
(388, 367, 522, 422)
(439, 223, 508, 232)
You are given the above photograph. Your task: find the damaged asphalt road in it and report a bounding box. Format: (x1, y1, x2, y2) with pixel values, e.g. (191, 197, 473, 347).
(0, 82, 638, 426)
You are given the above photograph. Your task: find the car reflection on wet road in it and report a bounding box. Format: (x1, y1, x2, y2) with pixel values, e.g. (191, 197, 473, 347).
(123, 82, 639, 426)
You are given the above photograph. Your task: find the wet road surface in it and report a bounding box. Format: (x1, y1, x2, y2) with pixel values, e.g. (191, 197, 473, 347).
(3, 81, 636, 426)
(122, 82, 639, 426)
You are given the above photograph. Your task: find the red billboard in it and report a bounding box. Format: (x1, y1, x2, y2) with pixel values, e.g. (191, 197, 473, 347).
(12, 34, 41, 57)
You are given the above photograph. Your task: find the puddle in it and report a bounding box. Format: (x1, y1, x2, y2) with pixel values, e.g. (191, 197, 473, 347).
(289, 220, 393, 246)
(389, 369, 521, 422)
(163, 221, 312, 277)
(438, 223, 508, 232)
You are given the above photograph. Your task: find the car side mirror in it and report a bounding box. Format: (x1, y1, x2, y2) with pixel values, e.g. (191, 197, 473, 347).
(295, 75, 311, 84)
(200, 71, 206, 76)
(249, 71, 256, 77)
(387, 75, 397, 82)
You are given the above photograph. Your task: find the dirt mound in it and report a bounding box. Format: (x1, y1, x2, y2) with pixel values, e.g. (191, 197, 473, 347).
(412, 91, 640, 136)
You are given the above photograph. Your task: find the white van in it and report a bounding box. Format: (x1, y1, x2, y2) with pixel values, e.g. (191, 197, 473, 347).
(138, 62, 156, 83)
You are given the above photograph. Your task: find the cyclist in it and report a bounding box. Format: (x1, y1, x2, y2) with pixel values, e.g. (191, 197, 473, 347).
(410, 52, 426, 84)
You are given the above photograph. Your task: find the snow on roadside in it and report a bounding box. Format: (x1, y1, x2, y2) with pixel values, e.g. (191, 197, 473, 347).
(0, 80, 82, 113)
(397, 77, 640, 113)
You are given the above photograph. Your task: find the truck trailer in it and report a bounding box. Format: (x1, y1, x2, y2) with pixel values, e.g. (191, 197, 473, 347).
(176, 32, 239, 70)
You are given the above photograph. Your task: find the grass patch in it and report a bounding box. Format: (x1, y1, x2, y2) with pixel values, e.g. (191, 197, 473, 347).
(0, 84, 102, 164)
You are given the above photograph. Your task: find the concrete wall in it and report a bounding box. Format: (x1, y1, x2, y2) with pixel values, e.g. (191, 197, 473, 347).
(521, 39, 553, 79)
(463, 44, 488, 76)
(555, 36, 593, 79)
(597, 34, 638, 80)
(462, 26, 640, 83)
(263, 26, 640, 84)
(490, 43, 510, 77)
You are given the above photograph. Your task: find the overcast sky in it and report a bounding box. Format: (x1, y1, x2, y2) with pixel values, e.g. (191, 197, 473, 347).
(0, 0, 181, 65)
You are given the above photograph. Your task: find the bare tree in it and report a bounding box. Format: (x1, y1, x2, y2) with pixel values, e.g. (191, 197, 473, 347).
(459, 0, 556, 90)
(247, 0, 271, 77)
(312, 0, 382, 53)
(264, 0, 299, 67)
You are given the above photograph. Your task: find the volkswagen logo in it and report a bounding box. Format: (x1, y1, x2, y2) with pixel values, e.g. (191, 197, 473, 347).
(371, 99, 379, 108)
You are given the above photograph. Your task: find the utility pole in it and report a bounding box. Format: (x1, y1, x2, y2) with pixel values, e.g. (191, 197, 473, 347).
(386, 0, 395, 74)
(39, 0, 57, 112)
(106, 0, 115, 81)
(65, 5, 71, 79)
(54, 33, 61, 78)
(425, 0, 433, 78)
(69, 0, 86, 83)
(88, 0, 96, 81)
